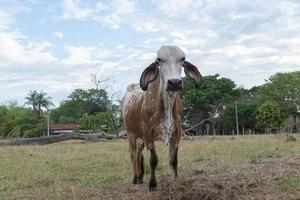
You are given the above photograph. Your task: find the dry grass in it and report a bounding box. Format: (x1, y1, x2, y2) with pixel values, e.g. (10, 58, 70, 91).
(0, 134, 299, 200)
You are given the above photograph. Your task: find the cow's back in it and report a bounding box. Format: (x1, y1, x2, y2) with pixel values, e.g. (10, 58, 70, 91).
(122, 83, 145, 136)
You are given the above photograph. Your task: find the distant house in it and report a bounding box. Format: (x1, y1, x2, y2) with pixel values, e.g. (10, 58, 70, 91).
(48, 123, 78, 133)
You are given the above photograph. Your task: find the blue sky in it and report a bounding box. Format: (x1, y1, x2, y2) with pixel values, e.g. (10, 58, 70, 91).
(1, 0, 300, 106)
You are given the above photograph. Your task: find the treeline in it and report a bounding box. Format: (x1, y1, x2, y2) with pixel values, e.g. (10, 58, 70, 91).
(182, 71, 300, 135)
(0, 89, 121, 139)
(0, 91, 52, 138)
(50, 88, 121, 133)
(0, 71, 299, 138)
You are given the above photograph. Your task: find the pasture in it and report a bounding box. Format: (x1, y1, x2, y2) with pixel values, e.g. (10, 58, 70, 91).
(0, 134, 299, 200)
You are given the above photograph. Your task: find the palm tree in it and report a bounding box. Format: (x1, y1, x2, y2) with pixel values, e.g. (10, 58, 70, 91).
(24, 90, 38, 111)
(25, 90, 54, 115)
(36, 91, 54, 115)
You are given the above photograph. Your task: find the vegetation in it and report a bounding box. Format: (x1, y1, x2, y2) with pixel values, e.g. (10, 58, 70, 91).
(182, 71, 300, 135)
(0, 71, 299, 138)
(24, 90, 54, 116)
(51, 88, 120, 134)
(0, 104, 45, 138)
(255, 101, 283, 131)
(0, 135, 299, 199)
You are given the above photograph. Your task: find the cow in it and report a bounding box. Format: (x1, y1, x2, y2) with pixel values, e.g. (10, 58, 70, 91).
(122, 46, 202, 191)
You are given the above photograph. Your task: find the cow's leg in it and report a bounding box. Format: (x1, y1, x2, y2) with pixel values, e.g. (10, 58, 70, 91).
(149, 146, 158, 191)
(128, 133, 138, 184)
(169, 130, 180, 179)
(136, 139, 145, 184)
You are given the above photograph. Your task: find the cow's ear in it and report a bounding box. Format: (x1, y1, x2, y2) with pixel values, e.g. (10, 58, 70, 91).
(140, 61, 159, 91)
(183, 61, 202, 86)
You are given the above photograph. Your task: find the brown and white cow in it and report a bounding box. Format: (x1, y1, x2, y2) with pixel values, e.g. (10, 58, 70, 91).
(122, 46, 202, 191)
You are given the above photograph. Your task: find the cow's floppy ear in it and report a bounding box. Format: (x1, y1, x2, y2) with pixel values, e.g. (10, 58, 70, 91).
(140, 61, 159, 91)
(183, 61, 202, 86)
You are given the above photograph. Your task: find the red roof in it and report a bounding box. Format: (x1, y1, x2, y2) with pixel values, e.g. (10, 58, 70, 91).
(49, 124, 77, 130)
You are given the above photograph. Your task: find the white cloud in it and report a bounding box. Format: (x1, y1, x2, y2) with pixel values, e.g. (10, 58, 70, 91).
(52, 31, 63, 38)
(0, 10, 13, 29)
(0, 30, 57, 67)
(2, 0, 300, 105)
(93, 13, 122, 29)
(61, 0, 92, 20)
(152, 0, 198, 16)
(61, 45, 112, 65)
(93, 0, 136, 29)
(116, 44, 125, 49)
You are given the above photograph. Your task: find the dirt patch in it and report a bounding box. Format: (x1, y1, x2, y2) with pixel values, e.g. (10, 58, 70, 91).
(47, 153, 300, 200)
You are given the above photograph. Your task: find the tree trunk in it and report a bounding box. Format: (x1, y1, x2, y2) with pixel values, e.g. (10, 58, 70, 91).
(0, 132, 117, 146)
(293, 115, 297, 133)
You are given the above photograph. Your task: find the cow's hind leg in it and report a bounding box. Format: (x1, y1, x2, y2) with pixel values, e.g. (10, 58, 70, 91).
(128, 133, 138, 184)
(149, 146, 158, 191)
(136, 138, 145, 184)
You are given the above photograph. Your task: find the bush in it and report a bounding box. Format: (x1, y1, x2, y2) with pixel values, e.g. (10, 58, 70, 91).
(286, 135, 297, 142)
(23, 128, 43, 138)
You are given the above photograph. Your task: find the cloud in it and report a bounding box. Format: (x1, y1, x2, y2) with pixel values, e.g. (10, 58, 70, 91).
(0, 10, 13, 29)
(61, 45, 112, 65)
(0, 30, 57, 67)
(52, 31, 63, 38)
(61, 0, 92, 20)
(2, 0, 300, 105)
(152, 0, 197, 16)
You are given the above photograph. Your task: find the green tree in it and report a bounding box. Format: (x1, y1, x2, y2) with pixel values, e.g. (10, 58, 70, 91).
(255, 101, 283, 132)
(24, 90, 38, 111)
(94, 112, 114, 133)
(24, 90, 53, 115)
(259, 72, 300, 131)
(52, 88, 111, 123)
(0, 106, 10, 138)
(0, 105, 44, 138)
(182, 74, 238, 134)
(78, 113, 96, 133)
(36, 91, 54, 115)
(223, 100, 257, 134)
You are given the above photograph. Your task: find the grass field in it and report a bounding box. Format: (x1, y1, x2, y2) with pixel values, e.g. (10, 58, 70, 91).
(0, 134, 299, 200)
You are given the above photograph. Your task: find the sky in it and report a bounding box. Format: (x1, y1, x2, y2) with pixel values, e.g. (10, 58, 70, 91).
(1, 0, 300, 107)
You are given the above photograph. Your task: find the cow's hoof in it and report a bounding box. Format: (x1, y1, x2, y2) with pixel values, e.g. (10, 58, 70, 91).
(132, 176, 138, 185)
(149, 180, 157, 192)
(137, 175, 143, 184)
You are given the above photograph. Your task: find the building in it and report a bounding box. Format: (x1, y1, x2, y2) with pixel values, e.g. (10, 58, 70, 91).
(48, 123, 78, 134)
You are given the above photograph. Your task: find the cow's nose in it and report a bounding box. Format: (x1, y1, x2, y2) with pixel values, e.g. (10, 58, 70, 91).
(167, 79, 182, 91)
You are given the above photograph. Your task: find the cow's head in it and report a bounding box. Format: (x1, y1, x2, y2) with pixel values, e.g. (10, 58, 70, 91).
(140, 46, 202, 92)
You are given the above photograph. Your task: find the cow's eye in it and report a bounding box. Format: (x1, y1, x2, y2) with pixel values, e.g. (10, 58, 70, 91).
(181, 57, 185, 61)
(157, 58, 161, 62)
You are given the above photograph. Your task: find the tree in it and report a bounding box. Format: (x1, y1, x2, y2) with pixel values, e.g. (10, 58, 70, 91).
(68, 88, 110, 113)
(223, 100, 257, 134)
(182, 74, 238, 134)
(259, 71, 300, 132)
(0, 105, 44, 138)
(94, 112, 115, 133)
(255, 101, 283, 132)
(24, 90, 53, 115)
(36, 91, 54, 115)
(52, 88, 111, 123)
(78, 113, 96, 133)
(24, 90, 38, 111)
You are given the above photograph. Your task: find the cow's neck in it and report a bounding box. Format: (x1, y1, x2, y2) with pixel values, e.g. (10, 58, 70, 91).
(146, 74, 177, 143)
(158, 73, 177, 144)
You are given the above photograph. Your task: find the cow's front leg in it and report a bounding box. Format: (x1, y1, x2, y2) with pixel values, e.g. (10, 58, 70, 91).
(149, 146, 158, 191)
(169, 131, 180, 179)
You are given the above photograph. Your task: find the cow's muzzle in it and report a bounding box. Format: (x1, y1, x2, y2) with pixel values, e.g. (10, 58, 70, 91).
(167, 79, 182, 91)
